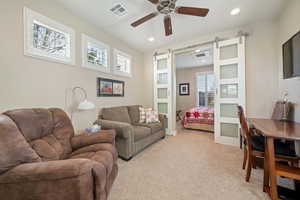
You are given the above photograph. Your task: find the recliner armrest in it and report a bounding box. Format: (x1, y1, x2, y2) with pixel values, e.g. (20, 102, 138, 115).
(71, 130, 116, 151)
(94, 119, 134, 139)
(0, 159, 97, 183)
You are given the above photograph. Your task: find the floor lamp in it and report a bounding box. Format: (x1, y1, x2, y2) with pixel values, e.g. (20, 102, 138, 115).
(71, 87, 95, 120)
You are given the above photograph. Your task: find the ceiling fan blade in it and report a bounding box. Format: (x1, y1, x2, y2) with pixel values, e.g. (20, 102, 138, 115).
(176, 7, 209, 17)
(147, 0, 159, 4)
(131, 12, 158, 27)
(164, 15, 172, 36)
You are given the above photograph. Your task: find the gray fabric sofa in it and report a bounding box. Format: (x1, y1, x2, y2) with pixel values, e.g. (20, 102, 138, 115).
(94, 105, 167, 160)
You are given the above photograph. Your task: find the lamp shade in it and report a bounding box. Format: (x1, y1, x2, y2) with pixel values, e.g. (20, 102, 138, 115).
(77, 99, 95, 110)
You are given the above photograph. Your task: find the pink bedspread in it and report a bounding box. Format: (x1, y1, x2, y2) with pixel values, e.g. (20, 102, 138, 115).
(182, 107, 214, 125)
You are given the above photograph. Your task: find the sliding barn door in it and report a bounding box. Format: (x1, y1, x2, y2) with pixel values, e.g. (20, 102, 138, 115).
(154, 53, 175, 136)
(214, 37, 246, 146)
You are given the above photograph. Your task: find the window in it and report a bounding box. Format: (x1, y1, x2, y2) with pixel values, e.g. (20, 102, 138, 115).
(82, 34, 110, 73)
(23, 7, 75, 65)
(197, 72, 215, 107)
(113, 49, 132, 77)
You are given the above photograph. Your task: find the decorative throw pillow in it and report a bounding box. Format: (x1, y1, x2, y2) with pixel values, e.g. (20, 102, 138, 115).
(145, 110, 160, 124)
(139, 107, 146, 123)
(139, 107, 152, 123)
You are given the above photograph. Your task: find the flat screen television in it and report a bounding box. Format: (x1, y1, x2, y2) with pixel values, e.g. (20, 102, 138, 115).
(283, 30, 300, 79)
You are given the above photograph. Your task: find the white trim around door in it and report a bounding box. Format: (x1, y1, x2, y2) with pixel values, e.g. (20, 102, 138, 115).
(154, 52, 176, 136)
(214, 36, 246, 146)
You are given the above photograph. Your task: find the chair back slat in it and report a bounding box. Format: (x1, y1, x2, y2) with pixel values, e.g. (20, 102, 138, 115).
(237, 106, 253, 147)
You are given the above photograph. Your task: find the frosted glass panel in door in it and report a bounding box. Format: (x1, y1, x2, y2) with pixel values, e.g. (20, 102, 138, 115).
(158, 103, 168, 114)
(158, 88, 168, 99)
(220, 64, 238, 79)
(220, 84, 238, 98)
(221, 123, 239, 137)
(157, 59, 167, 70)
(157, 73, 168, 84)
(220, 44, 238, 60)
(220, 104, 238, 118)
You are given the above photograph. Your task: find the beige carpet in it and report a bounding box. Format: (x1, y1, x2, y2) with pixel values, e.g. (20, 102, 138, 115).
(109, 128, 270, 200)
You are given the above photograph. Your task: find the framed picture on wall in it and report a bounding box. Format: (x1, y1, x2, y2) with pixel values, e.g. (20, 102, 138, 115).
(97, 78, 124, 97)
(112, 81, 124, 96)
(179, 83, 190, 96)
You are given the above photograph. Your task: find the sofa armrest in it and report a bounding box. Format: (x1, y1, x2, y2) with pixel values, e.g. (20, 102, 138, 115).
(0, 159, 96, 184)
(71, 130, 116, 151)
(94, 119, 134, 139)
(159, 114, 167, 129)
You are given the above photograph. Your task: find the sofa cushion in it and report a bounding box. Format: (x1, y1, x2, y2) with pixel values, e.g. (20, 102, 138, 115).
(133, 126, 151, 141)
(127, 105, 141, 124)
(4, 109, 54, 142)
(49, 108, 74, 159)
(4, 108, 74, 160)
(102, 106, 131, 124)
(0, 115, 41, 174)
(70, 143, 118, 162)
(134, 123, 163, 134)
(30, 135, 64, 161)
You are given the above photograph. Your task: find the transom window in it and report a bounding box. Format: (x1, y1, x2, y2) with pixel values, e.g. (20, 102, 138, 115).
(33, 21, 71, 58)
(114, 49, 132, 77)
(87, 43, 107, 67)
(24, 7, 75, 65)
(82, 34, 110, 73)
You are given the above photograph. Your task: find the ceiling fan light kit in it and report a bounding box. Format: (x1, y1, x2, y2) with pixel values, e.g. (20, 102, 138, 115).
(131, 0, 209, 36)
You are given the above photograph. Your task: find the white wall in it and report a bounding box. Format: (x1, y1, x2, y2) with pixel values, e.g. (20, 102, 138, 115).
(0, 0, 147, 132)
(277, 0, 300, 123)
(144, 20, 279, 119)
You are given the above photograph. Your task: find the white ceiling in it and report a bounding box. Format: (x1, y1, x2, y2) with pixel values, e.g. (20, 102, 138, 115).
(176, 46, 213, 69)
(55, 0, 286, 52)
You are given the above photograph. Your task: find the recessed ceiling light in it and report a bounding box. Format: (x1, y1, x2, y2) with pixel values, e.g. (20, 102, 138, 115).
(148, 37, 155, 42)
(230, 8, 240, 16)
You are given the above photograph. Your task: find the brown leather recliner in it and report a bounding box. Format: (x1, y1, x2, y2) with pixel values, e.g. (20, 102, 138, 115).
(0, 108, 118, 200)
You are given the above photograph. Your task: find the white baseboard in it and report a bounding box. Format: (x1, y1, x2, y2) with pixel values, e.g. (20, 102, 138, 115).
(166, 129, 177, 136)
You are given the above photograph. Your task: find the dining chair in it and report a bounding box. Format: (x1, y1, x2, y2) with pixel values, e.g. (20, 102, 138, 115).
(237, 105, 299, 182)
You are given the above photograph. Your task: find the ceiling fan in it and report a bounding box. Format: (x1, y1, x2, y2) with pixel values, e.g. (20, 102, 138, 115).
(131, 0, 209, 36)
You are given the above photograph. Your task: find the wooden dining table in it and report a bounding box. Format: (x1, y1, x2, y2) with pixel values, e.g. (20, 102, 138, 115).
(248, 118, 300, 200)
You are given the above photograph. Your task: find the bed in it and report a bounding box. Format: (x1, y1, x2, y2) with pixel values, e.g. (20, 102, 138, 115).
(182, 107, 214, 132)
